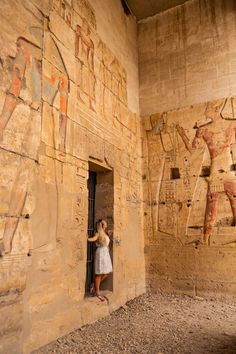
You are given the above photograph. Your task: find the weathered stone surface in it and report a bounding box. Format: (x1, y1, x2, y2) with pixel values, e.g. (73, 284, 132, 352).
(28, 275, 64, 314)
(0, 296, 23, 354)
(48, 11, 75, 52)
(0, 97, 40, 158)
(24, 306, 83, 354)
(0, 1, 142, 353)
(30, 178, 58, 250)
(0, 0, 43, 58)
(138, 0, 236, 115)
(144, 94, 236, 298)
(0, 255, 28, 294)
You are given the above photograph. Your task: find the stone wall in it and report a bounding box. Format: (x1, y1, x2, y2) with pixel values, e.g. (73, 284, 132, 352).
(0, 1, 145, 353)
(139, 0, 236, 115)
(140, 0, 236, 298)
(3, 0, 236, 351)
(143, 97, 236, 298)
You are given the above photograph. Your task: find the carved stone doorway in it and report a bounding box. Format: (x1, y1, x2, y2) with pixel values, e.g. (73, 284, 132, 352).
(85, 161, 114, 295)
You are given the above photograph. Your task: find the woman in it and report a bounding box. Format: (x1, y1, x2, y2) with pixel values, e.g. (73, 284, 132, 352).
(88, 219, 113, 301)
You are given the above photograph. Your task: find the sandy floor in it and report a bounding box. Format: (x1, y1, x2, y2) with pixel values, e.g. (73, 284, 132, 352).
(33, 292, 236, 354)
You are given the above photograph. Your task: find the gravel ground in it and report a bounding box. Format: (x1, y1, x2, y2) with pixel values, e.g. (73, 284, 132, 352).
(33, 292, 236, 354)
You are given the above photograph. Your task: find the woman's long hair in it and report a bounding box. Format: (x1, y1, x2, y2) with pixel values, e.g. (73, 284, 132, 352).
(95, 219, 107, 246)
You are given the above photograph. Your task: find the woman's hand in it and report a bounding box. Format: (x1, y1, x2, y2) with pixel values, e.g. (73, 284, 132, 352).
(87, 235, 98, 242)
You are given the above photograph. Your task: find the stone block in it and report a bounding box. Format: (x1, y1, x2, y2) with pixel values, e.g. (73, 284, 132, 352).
(32, 249, 61, 274)
(72, 123, 88, 160)
(72, 0, 96, 30)
(81, 299, 109, 326)
(87, 131, 104, 161)
(48, 11, 75, 51)
(0, 152, 21, 215)
(0, 255, 28, 294)
(51, 38, 77, 83)
(43, 33, 66, 73)
(24, 306, 82, 354)
(0, 0, 43, 58)
(30, 0, 52, 17)
(0, 96, 40, 158)
(62, 163, 77, 193)
(63, 270, 84, 301)
(41, 102, 55, 148)
(67, 80, 78, 120)
(30, 178, 57, 250)
(11, 218, 31, 255)
(38, 155, 56, 184)
(28, 275, 64, 314)
(0, 297, 23, 354)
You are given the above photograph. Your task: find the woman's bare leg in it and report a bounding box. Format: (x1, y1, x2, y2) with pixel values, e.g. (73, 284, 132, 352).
(100, 273, 113, 304)
(101, 272, 113, 282)
(95, 275, 104, 301)
(101, 274, 108, 282)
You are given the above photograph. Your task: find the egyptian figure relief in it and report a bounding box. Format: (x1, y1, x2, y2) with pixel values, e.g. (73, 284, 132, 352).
(74, 24, 128, 122)
(43, 33, 69, 152)
(0, 31, 43, 255)
(71, 0, 128, 122)
(96, 41, 128, 123)
(0, 28, 71, 255)
(153, 97, 236, 247)
(0, 0, 129, 256)
(75, 18, 96, 112)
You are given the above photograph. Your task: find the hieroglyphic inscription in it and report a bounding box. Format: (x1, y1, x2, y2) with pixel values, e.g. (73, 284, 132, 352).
(75, 18, 96, 112)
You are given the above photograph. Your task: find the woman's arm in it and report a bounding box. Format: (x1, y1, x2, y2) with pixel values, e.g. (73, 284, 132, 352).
(107, 230, 113, 239)
(87, 235, 98, 242)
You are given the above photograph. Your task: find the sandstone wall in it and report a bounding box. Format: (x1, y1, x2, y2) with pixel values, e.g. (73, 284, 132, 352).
(140, 0, 236, 298)
(143, 98, 236, 298)
(0, 1, 145, 353)
(139, 0, 236, 115)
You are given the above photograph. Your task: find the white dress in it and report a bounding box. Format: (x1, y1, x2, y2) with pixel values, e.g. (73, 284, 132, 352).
(94, 234, 113, 275)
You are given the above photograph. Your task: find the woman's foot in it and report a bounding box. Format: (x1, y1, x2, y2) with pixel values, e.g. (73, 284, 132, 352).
(103, 295, 109, 304)
(96, 293, 105, 302)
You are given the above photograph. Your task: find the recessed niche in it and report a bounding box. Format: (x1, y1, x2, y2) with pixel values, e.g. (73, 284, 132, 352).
(171, 167, 180, 180)
(230, 164, 236, 171)
(200, 166, 210, 177)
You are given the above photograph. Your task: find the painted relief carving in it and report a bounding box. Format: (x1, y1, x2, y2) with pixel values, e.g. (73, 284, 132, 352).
(0, 34, 42, 255)
(0, 0, 129, 258)
(73, 0, 96, 30)
(53, 0, 72, 25)
(177, 99, 236, 244)
(50, 0, 129, 125)
(43, 35, 69, 152)
(0, 37, 41, 141)
(153, 97, 236, 247)
(2, 159, 33, 254)
(97, 41, 128, 123)
(73, 12, 128, 123)
(75, 18, 96, 112)
(61, 0, 72, 26)
(110, 58, 124, 118)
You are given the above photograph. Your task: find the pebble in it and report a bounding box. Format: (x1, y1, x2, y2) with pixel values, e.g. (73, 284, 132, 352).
(194, 296, 204, 301)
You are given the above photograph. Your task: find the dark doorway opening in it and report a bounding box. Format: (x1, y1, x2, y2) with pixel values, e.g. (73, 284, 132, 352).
(85, 162, 114, 296)
(85, 171, 97, 295)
